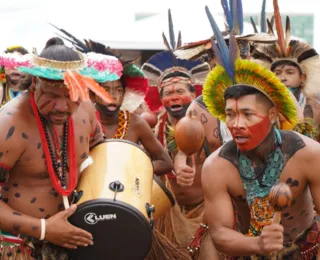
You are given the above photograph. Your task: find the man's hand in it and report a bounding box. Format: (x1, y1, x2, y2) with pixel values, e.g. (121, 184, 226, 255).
(257, 224, 284, 256)
(45, 204, 94, 249)
(175, 163, 195, 187)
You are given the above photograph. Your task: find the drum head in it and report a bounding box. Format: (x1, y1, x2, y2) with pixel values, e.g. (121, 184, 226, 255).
(68, 199, 152, 260)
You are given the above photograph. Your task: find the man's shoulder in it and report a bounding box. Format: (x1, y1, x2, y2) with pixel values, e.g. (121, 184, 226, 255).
(193, 95, 207, 110)
(0, 94, 30, 124)
(205, 143, 237, 168)
(287, 131, 320, 158)
(130, 113, 148, 129)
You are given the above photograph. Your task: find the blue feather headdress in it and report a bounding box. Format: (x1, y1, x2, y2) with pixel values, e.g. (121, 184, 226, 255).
(142, 9, 210, 112)
(174, 0, 276, 61)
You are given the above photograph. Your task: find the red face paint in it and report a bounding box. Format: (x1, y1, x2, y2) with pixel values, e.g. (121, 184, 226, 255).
(229, 115, 271, 152)
(227, 99, 271, 151)
(162, 95, 192, 107)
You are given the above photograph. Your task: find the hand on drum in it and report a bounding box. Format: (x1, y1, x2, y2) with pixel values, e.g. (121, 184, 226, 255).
(257, 224, 284, 256)
(45, 204, 94, 249)
(174, 163, 195, 187)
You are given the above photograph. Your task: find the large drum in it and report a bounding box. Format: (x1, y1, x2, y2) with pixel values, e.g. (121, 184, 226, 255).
(69, 140, 154, 260)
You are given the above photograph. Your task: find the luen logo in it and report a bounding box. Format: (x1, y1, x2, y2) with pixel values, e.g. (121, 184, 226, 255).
(84, 213, 117, 225)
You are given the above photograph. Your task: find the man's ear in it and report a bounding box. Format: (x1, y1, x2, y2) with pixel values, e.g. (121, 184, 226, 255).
(29, 76, 37, 92)
(269, 106, 278, 124)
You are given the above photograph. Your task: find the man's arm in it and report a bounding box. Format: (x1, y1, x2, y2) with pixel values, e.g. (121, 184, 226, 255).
(0, 109, 93, 248)
(0, 115, 42, 238)
(303, 139, 320, 257)
(174, 150, 195, 186)
(87, 103, 105, 149)
(202, 153, 283, 256)
(304, 138, 320, 214)
(135, 114, 173, 176)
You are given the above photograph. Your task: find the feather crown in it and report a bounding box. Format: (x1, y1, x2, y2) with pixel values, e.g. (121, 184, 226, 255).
(174, 0, 276, 61)
(202, 8, 297, 130)
(142, 9, 211, 112)
(252, 0, 320, 97)
(50, 24, 149, 112)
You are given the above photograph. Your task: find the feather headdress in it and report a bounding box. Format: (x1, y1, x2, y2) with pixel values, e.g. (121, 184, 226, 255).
(250, 0, 267, 33)
(0, 48, 115, 104)
(202, 7, 297, 130)
(174, 0, 276, 61)
(252, 0, 320, 98)
(50, 24, 149, 113)
(142, 9, 211, 113)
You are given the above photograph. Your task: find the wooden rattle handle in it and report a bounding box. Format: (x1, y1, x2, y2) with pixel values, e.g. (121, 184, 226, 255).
(272, 211, 282, 224)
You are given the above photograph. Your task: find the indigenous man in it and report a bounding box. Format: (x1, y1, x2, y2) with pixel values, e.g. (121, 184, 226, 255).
(252, 0, 320, 140)
(141, 10, 211, 257)
(201, 28, 320, 259)
(0, 38, 112, 259)
(0, 46, 30, 106)
(175, 4, 303, 259)
(48, 27, 174, 176)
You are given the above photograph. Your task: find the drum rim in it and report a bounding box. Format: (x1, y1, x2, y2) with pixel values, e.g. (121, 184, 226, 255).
(70, 198, 153, 257)
(153, 176, 176, 206)
(91, 139, 155, 173)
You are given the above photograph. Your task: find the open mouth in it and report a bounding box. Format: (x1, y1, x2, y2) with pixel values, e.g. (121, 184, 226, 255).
(106, 104, 117, 111)
(235, 136, 248, 143)
(10, 72, 22, 77)
(170, 104, 183, 112)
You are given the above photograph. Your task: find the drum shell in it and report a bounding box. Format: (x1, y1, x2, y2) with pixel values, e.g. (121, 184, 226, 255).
(77, 140, 154, 219)
(151, 176, 175, 220)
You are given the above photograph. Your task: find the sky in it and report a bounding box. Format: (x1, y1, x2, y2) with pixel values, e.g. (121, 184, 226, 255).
(1, 0, 320, 51)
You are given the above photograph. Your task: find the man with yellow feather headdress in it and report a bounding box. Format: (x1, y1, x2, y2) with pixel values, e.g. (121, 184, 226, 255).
(198, 3, 320, 259)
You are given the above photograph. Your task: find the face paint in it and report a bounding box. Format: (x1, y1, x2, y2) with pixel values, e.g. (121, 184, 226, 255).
(162, 95, 192, 119)
(227, 99, 271, 152)
(162, 95, 192, 107)
(229, 115, 271, 152)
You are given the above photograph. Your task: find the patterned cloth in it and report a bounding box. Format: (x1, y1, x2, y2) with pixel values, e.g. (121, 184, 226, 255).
(0, 231, 70, 260)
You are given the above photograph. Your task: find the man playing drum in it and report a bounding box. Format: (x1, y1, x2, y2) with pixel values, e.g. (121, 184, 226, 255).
(0, 38, 115, 259)
(48, 28, 174, 176)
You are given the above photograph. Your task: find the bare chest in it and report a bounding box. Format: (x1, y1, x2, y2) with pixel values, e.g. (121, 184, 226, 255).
(229, 160, 314, 240)
(12, 119, 92, 181)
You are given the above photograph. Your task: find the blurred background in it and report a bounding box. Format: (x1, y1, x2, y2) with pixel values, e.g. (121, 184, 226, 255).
(1, 0, 318, 63)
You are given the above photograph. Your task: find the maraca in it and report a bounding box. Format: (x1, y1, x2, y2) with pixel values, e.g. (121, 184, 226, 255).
(251, 183, 292, 260)
(268, 182, 293, 224)
(174, 110, 205, 156)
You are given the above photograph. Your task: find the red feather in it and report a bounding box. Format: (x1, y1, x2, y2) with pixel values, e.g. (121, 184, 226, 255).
(80, 76, 114, 104)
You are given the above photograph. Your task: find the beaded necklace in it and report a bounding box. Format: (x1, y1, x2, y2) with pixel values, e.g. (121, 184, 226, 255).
(30, 92, 77, 196)
(97, 109, 130, 139)
(238, 128, 284, 206)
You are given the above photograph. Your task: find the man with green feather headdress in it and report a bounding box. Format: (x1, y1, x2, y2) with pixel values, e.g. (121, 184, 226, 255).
(198, 7, 320, 260)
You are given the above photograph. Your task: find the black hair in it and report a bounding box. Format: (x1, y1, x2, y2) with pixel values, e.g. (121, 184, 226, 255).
(5, 46, 28, 55)
(40, 37, 81, 62)
(270, 60, 302, 75)
(44, 37, 65, 50)
(120, 75, 126, 89)
(224, 85, 273, 108)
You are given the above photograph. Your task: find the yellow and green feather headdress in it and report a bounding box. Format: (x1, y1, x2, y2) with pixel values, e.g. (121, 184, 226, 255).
(202, 6, 297, 130)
